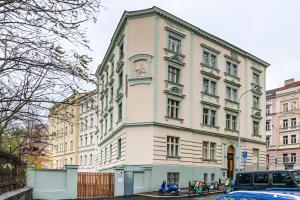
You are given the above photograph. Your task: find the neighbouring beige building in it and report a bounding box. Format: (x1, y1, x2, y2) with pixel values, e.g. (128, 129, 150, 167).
(266, 78, 300, 170)
(95, 7, 269, 195)
(48, 93, 83, 168)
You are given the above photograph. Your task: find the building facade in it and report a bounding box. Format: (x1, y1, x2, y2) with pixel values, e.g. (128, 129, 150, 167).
(95, 7, 269, 194)
(78, 92, 99, 172)
(266, 78, 300, 170)
(48, 93, 83, 168)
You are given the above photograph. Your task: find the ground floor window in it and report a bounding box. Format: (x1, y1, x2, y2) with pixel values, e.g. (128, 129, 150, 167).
(167, 136, 179, 157)
(167, 172, 179, 185)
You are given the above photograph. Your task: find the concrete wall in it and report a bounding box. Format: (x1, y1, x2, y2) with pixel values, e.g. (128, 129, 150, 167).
(0, 187, 32, 200)
(27, 165, 78, 200)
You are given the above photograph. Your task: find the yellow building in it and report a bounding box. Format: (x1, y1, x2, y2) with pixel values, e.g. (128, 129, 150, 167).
(48, 93, 83, 168)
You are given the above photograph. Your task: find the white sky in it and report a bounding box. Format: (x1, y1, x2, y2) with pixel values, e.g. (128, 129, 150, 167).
(84, 0, 300, 90)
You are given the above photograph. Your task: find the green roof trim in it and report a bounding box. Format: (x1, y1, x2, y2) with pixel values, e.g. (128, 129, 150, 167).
(96, 6, 270, 76)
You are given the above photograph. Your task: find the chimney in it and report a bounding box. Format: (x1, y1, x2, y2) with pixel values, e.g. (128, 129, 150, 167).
(284, 78, 295, 86)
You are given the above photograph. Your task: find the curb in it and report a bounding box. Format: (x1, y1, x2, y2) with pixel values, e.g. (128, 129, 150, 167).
(137, 190, 224, 198)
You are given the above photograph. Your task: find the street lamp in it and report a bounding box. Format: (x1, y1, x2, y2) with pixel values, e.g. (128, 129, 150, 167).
(237, 84, 260, 172)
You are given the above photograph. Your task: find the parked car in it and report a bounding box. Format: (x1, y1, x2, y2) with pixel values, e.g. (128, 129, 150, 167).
(234, 170, 300, 191)
(213, 191, 300, 200)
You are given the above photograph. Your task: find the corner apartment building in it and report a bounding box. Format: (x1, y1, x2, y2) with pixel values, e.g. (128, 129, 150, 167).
(48, 93, 83, 168)
(78, 92, 99, 172)
(95, 7, 269, 194)
(266, 78, 300, 170)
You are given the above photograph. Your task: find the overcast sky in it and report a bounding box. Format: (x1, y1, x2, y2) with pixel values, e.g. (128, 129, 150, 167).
(84, 0, 300, 90)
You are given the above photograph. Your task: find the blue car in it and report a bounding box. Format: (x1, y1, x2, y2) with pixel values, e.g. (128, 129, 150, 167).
(213, 191, 300, 200)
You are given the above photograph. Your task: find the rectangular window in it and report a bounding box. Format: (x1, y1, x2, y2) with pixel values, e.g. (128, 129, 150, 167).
(202, 141, 208, 159)
(210, 110, 216, 126)
(291, 134, 296, 144)
(168, 36, 181, 53)
(226, 86, 238, 102)
(85, 136, 88, 146)
(266, 105, 271, 115)
(118, 72, 123, 89)
(110, 144, 112, 163)
(167, 99, 180, 119)
(232, 116, 237, 130)
(110, 113, 113, 130)
(226, 114, 237, 130)
(283, 103, 289, 112)
(266, 136, 270, 147)
(291, 118, 297, 127)
(267, 155, 270, 163)
(210, 142, 216, 160)
(203, 108, 209, 125)
(167, 172, 179, 185)
(237, 173, 252, 185)
(203, 108, 217, 126)
(226, 114, 231, 129)
(119, 43, 124, 58)
(283, 154, 288, 163)
(253, 96, 259, 108)
(211, 173, 215, 182)
(117, 138, 121, 158)
(118, 102, 122, 121)
(266, 121, 271, 131)
(105, 118, 107, 134)
(254, 173, 268, 184)
(167, 136, 179, 157)
(111, 87, 114, 102)
(283, 135, 289, 145)
(202, 51, 217, 68)
(90, 117, 93, 128)
(291, 153, 296, 163)
(105, 147, 107, 164)
(283, 119, 288, 128)
(253, 121, 259, 135)
(90, 134, 93, 145)
(253, 73, 260, 85)
(203, 78, 217, 95)
(291, 101, 297, 110)
(168, 66, 180, 84)
(90, 154, 92, 165)
(226, 61, 238, 77)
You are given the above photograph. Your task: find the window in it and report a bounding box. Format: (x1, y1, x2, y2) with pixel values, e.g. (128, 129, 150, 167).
(237, 173, 252, 185)
(291, 135, 296, 144)
(283, 135, 288, 145)
(117, 138, 121, 158)
(167, 99, 180, 119)
(90, 117, 93, 128)
(105, 118, 107, 134)
(100, 150, 103, 164)
(167, 136, 179, 157)
(291, 153, 296, 163)
(210, 143, 216, 160)
(105, 147, 107, 164)
(110, 144, 112, 162)
(253, 121, 259, 135)
(80, 137, 83, 147)
(267, 155, 270, 164)
(283, 103, 288, 112)
(203, 51, 217, 68)
(110, 113, 113, 130)
(254, 173, 268, 184)
(90, 134, 93, 145)
(226, 114, 237, 131)
(118, 71, 123, 89)
(64, 142, 67, 152)
(291, 101, 297, 110)
(226, 86, 238, 102)
(202, 108, 216, 126)
(266, 121, 271, 131)
(71, 124, 73, 133)
(168, 66, 180, 84)
(119, 42, 124, 58)
(84, 155, 87, 165)
(105, 94, 108, 107)
(226, 61, 238, 77)
(203, 78, 217, 95)
(266, 105, 271, 115)
(85, 118, 88, 130)
(168, 36, 181, 53)
(70, 140, 73, 151)
(90, 154, 92, 165)
(203, 141, 208, 159)
(118, 102, 122, 121)
(110, 87, 114, 102)
(266, 136, 270, 147)
(273, 172, 291, 184)
(253, 96, 259, 108)
(283, 119, 288, 128)
(85, 136, 88, 146)
(291, 118, 297, 127)
(211, 173, 215, 181)
(80, 156, 82, 165)
(253, 73, 260, 85)
(167, 172, 179, 185)
(204, 173, 208, 183)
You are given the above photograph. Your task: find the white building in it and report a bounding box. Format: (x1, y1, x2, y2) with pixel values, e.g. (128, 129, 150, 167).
(78, 92, 99, 172)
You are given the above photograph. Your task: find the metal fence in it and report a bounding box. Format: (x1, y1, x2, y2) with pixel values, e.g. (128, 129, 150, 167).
(0, 150, 26, 194)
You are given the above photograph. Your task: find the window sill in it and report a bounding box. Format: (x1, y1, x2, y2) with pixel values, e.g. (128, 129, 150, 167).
(164, 48, 185, 58)
(225, 99, 239, 105)
(201, 123, 219, 129)
(165, 80, 184, 88)
(166, 156, 180, 160)
(224, 128, 239, 133)
(200, 63, 220, 73)
(224, 72, 240, 81)
(252, 134, 262, 138)
(202, 158, 217, 162)
(165, 116, 184, 123)
(201, 91, 220, 99)
(116, 119, 122, 124)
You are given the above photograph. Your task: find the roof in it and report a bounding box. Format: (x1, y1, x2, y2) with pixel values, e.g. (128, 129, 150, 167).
(95, 6, 270, 76)
(267, 81, 300, 98)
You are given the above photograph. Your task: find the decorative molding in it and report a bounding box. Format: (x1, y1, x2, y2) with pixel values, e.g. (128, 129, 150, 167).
(164, 55, 185, 66)
(224, 107, 239, 114)
(225, 99, 239, 105)
(200, 69, 221, 80)
(200, 100, 220, 108)
(164, 48, 185, 58)
(116, 59, 124, 73)
(224, 72, 240, 81)
(200, 43, 221, 54)
(165, 26, 186, 38)
(128, 54, 153, 86)
(225, 54, 241, 64)
(251, 66, 263, 74)
(224, 79, 241, 87)
(200, 63, 220, 73)
(164, 116, 184, 123)
(201, 91, 220, 99)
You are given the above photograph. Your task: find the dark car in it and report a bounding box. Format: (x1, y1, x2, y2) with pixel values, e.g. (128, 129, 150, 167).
(234, 170, 300, 191)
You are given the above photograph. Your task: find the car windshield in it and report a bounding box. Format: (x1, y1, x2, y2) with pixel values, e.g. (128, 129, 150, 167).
(291, 171, 300, 184)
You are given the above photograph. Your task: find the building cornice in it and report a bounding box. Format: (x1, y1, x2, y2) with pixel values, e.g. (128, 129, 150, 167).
(95, 6, 270, 76)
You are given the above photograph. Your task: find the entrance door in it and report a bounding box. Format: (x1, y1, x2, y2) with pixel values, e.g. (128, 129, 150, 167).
(124, 171, 134, 196)
(227, 146, 235, 179)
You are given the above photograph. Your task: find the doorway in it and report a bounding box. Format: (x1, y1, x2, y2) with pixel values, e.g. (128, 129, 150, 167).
(227, 145, 235, 179)
(124, 171, 134, 196)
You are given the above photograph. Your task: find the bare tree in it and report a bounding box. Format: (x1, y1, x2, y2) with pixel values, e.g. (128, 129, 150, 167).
(0, 0, 102, 148)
